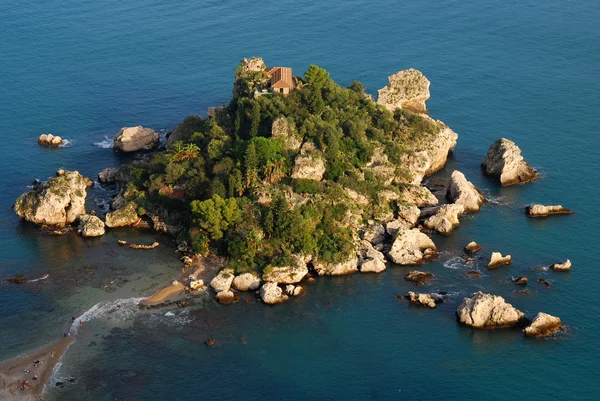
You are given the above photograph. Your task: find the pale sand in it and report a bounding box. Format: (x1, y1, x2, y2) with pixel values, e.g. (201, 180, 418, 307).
(0, 338, 72, 401)
(138, 281, 186, 306)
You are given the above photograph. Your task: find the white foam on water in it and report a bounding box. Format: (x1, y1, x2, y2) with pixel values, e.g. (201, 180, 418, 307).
(444, 256, 466, 270)
(58, 139, 73, 148)
(93, 136, 113, 149)
(70, 297, 143, 335)
(28, 273, 50, 283)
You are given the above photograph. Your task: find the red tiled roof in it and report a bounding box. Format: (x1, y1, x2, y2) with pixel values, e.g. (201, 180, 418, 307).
(267, 67, 295, 89)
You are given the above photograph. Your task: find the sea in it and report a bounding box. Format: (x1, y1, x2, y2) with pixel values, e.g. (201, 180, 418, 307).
(1, 0, 599, 399)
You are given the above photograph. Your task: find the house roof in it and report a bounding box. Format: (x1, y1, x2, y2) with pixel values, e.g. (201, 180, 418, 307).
(267, 67, 295, 89)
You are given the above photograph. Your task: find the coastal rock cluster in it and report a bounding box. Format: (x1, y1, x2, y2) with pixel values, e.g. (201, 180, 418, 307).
(377, 69, 431, 114)
(482, 138, 538, 186)
(38, 133, 64, 147)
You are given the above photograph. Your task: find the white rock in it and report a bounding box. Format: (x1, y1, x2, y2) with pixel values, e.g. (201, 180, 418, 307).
(210, 268, 235, 292)
(487, 252, 512, 268)
(105, 202, 139, 228)
(424, 204, 465, 235)
(388, 228, 438, 265)
(113, 126, 159, 152)
(232, 272, 261, 291)
(358, 240, 387, 273)
(285, 285, 305, 297)
(77, 214, 105, 237)
(377, 69, 430, 113)
(259, 282, 289, 305)
(550, 259, 571, 271)
(313, 255, 359, 276)
(190, 279, 205, 291)
(362, 223, 386, 245)
(524, 312, 562, 337)
(447, 171, 485, 212)
(216, 290, 235, 305)
(526, 204, 573, 217)
(408, 292, 437, 308)
(399, 185, 439, 207)
(482, 138, 537, 186)
(456, 292, 526, 329)
(262, 255, 308, 284)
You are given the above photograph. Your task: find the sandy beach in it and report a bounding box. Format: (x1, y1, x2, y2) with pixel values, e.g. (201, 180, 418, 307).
(0, 338, 72, 400)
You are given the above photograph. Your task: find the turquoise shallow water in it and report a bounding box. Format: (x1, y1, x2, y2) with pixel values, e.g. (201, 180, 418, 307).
(1, 0, 599, 399)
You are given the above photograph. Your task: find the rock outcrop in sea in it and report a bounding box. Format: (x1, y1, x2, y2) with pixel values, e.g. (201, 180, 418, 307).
(38, 134, 64, 147)
(388, 228, 438, 265)
(98, 167, 118, 184)
(447, 171, 485, 212)
(259, 282, 289, 305)
(456, 292, 527, 329)
(408, 292, 437, 308)
(482, 138, 538, 186)
(487, 252, 512, 268)
(14, 170, 88, 227)
(525, 204, 573, 217)
(113, 126, 159, 152)
(377, 69, 431, 114)
(231, 272, 261, 291)
(424, 204, 465, 235)
(464, 241, 481, 254)
(210, 268, 235, 292)
(550, 259, 571, 271)
(524, 312, 562, 337)
(105, 202, 140, 228)
(77, 214, 105, 237)
(404, 270, 434, 286)
(357, 241, 387, 273)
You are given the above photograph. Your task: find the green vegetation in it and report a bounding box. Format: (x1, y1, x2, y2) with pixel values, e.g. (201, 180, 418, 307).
(118, 59, 441, 274)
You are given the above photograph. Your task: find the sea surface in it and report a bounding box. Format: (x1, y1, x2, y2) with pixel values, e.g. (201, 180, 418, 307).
(1, 0, 599, 399)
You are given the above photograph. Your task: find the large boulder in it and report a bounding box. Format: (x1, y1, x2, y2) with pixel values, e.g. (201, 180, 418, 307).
(487, 252, 512, 268)
(399, 185, 438, 207)
(262, 255, 309, 284)
(14, 170, 88, 227)
(313, 255, 359, 276)
(259, 282, 289, 305)
(464, 241, 481, 254)
(525, 204, 573, 217)
(482, 138, 538, 186)
(77, 214, 105, 237)
(38, 133, 64, 147)
(456, 292, 527, 329)
(216, 290, 235, 305)
(210, 268, 235, 292)
(361, 222, 386, 245)
(231, 272, 261, 291)
(98, 168, 119, 184)
(377, 69, 430, 114)
(387, 205, 421, 237)
(447, 171, 485, 212)
(424, 204, 465, 235)
(524, 312, 562, 337)
(408, 292, 437, 308)
(388, 229, 438, 265)
(113, 126, 159, 152)
(550, 259, 571, 271)
(105, 202, 140, 228)
(291, 152, 326, 181)
(358, 240, 387, 273)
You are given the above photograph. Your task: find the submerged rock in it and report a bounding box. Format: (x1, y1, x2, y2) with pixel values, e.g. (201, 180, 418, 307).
(464, 241, 481, 254)
(456, 292, 527, 329)
(482, 138, 538, 186)
(404, 270, 434, 286)
(524, 312, 562, 337)
(512, 276, 528, 286)
(259, 282, 289, 305)
(526, 204, 573, 217)
(7, 274, 27, 284)
(216, 290, 235, 305)
(210, 268, 235, 292)
(232, 272, 261, 292)
(424, 204, 465, 235)
(313, 255, 359, 276)
(105, 202, 140, 228)
(98, 168, 119, 184)
(538, 278, 552, 288)
(447, 171, 485, 212)
(14, 170, 88, 227)
(262, 255, 308, 284)
(38, 134, 64, 147)
(388, 229, 438, 265)
(550, 259, 571, 271)
(377, 69, 431, 114)
(113, 126, 159, 152)
(408, 291, 437, 308)
(487, 252, 512, 268)
(77, 214, 105, 237)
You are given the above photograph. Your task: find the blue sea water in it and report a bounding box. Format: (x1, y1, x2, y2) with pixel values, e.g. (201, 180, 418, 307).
(1, 0, 599, 399)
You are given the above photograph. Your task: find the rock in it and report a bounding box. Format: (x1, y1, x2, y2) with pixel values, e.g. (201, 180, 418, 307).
(488, 252, 512, 268)
(190, 279, 205, 291)
(216, 290, 235, 305)
(526, 204, 573, 217)
(550, 259, 571, 271)
(447, 171, 485, 212)
(313, 255, 359, 276)
(538, 278, 552, 288)
(404, 271, 434, 286)
(271, 117, 301, 151)
(291, 148, 326, 181)
(399, 185, 439, 207)
(7, 274, 27, 284)
(117, 240, 127, 246)
(377, 69, 430, 114)
(205, 338, 217, 346)
(482, 138, 538, 186)
(408, 292, 437, 308)
(512, 276, 528, 285)
(424, 204, 465, 235)
(524, 312, 562, 337)
(129, 242, 159, 250)
(113, 126, 159, 152)
(181, 256, 193, 267)
(464, 241, 481, 254)
(14, 170, 88, 227)
(456, 292, 527, 329)
(388, 228, 438, 265)
(285, 285, 304, 297)
(98, 168, 119, 184)
(362, 222, 386, 245)
(105, 202, 140, 228)
(467, 271, 482, 277)
(385, 219, 409, 237)
(210, 268, 235, 292)
(397, 205, 421, 227)
(38, 134, 64, 147)
(262, 255, 308, 284)
(358, 240, 387, 273)
(259, 282, 289, 305)
(232, 273, 261, 292)
(77, 214, 105, 237)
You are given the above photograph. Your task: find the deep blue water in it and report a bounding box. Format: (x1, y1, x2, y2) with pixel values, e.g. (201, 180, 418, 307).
(1, 0, 599, 399)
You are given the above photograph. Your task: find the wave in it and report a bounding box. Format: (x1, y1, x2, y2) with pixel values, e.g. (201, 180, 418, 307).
(58, 139, 73, 148)
(443, 256, 467, 270)
(28, 273, 50, 283)
(93, 136, 113, 149)
(70, 297, 143, 335)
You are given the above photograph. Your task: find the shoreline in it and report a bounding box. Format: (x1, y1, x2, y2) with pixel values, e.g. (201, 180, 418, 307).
(0, 337, 72, 401)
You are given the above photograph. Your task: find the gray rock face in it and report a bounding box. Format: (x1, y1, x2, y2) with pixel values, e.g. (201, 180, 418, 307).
(524, 312, 562, 337)
(113, 126, 159, 152)
(424, 204, 465, 235)
(482, 138, 538, 186)
(259, 282, 289, 305)
(313, 255, 359, 276)
(98, 168, 119, 184)
(210, 268, 235, 292)
(105, 202, 140, 228)
(262, 255, 309, 284)
(377, 69, 431, 114)
(14, 170, 88, 227)
(231, 272, 261, 292)
(77, 214, 105, 237)
(526, 204, 573, 217)
(447, 171, 485, 212)
(388, 229, 438, 265)
(456, 292, 527, 329)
